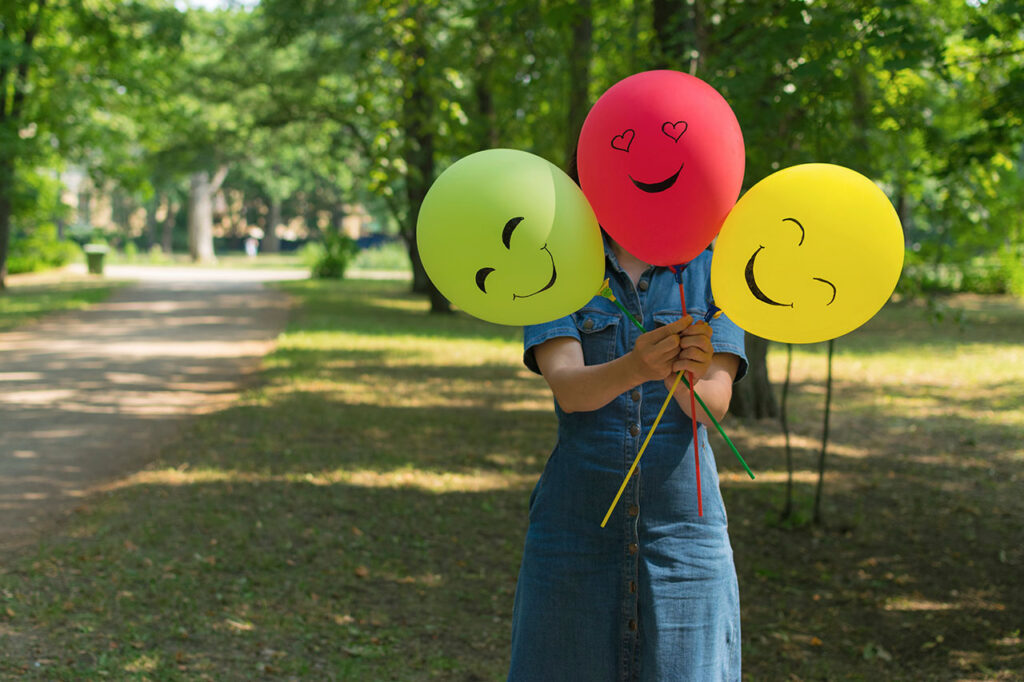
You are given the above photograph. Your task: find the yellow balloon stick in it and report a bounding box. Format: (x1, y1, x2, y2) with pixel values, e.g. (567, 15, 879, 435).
(600, 370, 685, 528)
(596, 280, 754, 482)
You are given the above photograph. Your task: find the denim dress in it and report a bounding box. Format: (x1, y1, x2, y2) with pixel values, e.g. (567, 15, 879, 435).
(509, 245, 748, 682)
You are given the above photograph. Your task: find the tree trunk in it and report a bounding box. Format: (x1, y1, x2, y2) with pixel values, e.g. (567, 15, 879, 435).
(402, 10, 450, 313)
(652, 0, 706, 73)
(473, 12, 499, 150)
(263, 197, 281, 253)
(78, 183, 92, 227)
(0, 158, 12, 291)
(162, 200, 177, 254)
(188, 172, 215, 262)
(565, 0, 592, 168)
(145, 195, 159, 250)
(187, 166, 228, 263)
(729, 334, 778, 419)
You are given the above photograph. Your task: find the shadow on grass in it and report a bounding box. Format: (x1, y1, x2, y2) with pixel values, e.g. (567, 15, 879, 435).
(2, 479, 526, 681)
(185, 393, 554, 478)
(276, 279, 522, 345)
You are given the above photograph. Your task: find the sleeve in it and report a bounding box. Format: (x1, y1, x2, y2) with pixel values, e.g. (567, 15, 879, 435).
(709, 311, 748, 383)
(522, 314, 581, 375)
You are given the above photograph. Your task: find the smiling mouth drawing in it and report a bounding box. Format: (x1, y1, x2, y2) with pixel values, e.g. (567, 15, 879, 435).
(629, 162, 684, 193)
(512, 245, 557, 300)
(745, 245, 837, 307)
(745, 246, 793, 307)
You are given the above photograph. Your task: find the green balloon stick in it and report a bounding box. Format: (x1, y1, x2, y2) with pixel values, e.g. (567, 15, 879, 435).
(597, 281, 755, 480)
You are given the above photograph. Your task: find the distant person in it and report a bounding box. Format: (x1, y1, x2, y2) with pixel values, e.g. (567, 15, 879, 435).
(244, 236, 259, 258)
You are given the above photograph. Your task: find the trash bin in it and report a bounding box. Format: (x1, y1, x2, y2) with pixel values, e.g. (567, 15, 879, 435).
(83, 244, 109, 275)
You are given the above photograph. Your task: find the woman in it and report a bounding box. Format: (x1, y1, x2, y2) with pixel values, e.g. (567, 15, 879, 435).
(508, 232, 748, 681)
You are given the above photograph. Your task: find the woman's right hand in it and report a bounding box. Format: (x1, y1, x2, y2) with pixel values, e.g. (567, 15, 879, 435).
(629, 316, 692, 383)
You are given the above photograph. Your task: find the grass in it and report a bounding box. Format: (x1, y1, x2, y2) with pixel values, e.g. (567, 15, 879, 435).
(0, 281, 1021, 680)
(0, 279, 123, 332)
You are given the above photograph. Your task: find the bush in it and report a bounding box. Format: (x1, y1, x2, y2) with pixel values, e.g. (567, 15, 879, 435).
(6, 222, 80, 274)
(897, 247, 1024, 297)
(352, 239, 410, 272)
(308, 231, 359, 280)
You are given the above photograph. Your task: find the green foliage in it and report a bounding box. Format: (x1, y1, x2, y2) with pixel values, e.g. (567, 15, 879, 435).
(351, 240, 411, 272)
(6, 222, 79, 274)
(898, 246, 1024, 296)
(308, 231, 359, 280)
(2, 0, 1022, 298)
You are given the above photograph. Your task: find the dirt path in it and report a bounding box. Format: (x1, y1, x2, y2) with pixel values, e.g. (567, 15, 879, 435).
(0, 265, 304, 554)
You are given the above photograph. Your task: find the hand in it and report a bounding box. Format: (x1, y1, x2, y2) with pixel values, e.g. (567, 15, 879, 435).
(629, 316, 692, 383)
(668, 321, 713, 384)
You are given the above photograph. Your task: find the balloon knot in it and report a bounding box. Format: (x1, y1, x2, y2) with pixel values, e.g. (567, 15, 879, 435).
(703, 304, 722, 322)
(668, 264, 686, 284)
(597, 278, 616, 302)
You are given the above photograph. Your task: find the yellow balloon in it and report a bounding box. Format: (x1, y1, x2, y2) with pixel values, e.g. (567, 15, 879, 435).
(710, 164, 904, 344)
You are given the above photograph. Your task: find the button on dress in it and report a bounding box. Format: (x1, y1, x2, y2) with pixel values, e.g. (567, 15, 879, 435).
(509, 245, 748, 682)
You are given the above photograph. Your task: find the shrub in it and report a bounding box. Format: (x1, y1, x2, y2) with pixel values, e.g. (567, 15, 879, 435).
(6, 222, 80, 274)
(309, 231, 359, 280)
(897, 247, 1024, 298)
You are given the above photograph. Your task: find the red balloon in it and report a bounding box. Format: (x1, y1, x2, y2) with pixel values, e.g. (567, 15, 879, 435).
(577, 70, 745, 266)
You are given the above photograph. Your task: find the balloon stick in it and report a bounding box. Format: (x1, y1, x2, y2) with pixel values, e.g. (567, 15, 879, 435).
(601, 370, 685, 528)
(596, 281, 755, 481)
(670, 264, 703, 517)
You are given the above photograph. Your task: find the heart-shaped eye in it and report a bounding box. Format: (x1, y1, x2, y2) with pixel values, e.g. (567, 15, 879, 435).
(662, 121, 687, 142)
(610, 129, 634, 152)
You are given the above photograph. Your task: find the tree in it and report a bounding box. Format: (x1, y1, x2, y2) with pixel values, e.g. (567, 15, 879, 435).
(0, 0, 183, 288)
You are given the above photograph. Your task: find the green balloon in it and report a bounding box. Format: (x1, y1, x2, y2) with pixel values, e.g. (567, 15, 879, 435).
(417, 149, 604, 326)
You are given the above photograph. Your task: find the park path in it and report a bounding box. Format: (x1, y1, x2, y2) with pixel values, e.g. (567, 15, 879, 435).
(0, 264, 305, 554)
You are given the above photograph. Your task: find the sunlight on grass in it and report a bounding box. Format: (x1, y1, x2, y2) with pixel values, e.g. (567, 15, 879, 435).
(109, 465, 535, 494)
(884, 596, 957, 611)
(123, 654, 160, 673)
(0, 280, 123, 331)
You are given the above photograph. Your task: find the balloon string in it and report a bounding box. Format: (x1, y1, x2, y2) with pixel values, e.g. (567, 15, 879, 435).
(596, 280, 755, 481)
(601, 370, 685, 528)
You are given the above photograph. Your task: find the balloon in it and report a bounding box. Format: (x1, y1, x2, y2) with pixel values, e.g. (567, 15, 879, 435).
(710, 164, 905, 344)
(576, 70, 745, 266)
(417, 149, 605, 326)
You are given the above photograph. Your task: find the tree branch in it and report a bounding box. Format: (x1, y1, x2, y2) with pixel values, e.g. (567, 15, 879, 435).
(210, 164, 229, 193)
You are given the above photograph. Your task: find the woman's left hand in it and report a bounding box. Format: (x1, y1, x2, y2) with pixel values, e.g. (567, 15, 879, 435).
(666, 321, 714, 385)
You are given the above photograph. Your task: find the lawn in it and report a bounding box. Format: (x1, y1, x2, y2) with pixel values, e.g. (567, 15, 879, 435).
(0, 279, 1021, 680)
(0, 279, 122, 332)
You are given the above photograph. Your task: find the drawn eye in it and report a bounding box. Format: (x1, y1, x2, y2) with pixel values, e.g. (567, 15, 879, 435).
(476, 267, 495, 293)
(610, 129, 634, 152)
(812, 277, 837, 305)
(502, 216, 524, 250)
(661, 120, 687, 141)
(782, 217, 805, 246)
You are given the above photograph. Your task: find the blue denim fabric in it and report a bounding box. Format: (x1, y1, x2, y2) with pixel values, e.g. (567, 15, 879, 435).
(509, 245, 747, 682)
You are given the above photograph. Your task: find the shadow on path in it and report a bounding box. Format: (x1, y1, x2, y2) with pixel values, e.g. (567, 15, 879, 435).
(0, 268, 301, 554)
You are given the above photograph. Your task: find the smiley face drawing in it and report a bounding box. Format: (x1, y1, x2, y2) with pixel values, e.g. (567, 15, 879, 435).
(416, 149, 604, 326)
(710, 164, 905, 344)
(577, 70, 745, 266)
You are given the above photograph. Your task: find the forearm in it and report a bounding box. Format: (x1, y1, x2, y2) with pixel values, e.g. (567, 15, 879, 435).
(669, 370, 733, 426)
(666, 353, 741, 425)
(544, 353, 646, 413)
